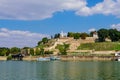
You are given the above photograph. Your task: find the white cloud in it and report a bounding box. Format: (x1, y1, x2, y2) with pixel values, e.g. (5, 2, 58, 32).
(76, 0, 120, 17)
(111, 23, 120, 31)
(0, 28, 9, 32)
(0, 0, 87, 20)
(88, 28, 96, 32)
(0, 28, 49, 48)
(0, 0, 119, 20)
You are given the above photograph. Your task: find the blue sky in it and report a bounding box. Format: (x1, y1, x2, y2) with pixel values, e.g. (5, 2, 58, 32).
(0, 0, 120, 48)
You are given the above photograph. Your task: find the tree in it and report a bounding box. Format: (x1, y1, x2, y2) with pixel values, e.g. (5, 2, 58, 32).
(10, 47, 20, 54)
(74, 33, 81, 39)
(42, 37, 49, 44)
(67, 32, 74, 37)
(109, 29, 120, 42)
(40, 48, 44, 55)
(35, 48, 40, 55)
(37, 37, 49, 48)
(30, 48, 34, 56)
(56, 43, 69, 55)
(5, 48, 10, 56)
(22, 47, 30, 49)
(80, 32, 89, 39)
(0, 47, 10, 56)
(38, 37, 49, 45)
(51, 36, 54, 39)
(97, 29, 109, 42)
(54, 33, 60, 38)
(38, 41, 43, 45)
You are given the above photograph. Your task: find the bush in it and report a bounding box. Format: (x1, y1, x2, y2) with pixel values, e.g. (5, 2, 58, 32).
(44, 51, 53, 54)
(7, 55, 12, 60)
(56, 43, 69, 55)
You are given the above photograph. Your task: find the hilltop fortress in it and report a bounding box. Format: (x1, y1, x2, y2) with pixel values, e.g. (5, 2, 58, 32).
(22, 31, 115, 56)
(46, 31, 98, 50)
(21, 32, 97, 55)
(27, 31, 99, 55)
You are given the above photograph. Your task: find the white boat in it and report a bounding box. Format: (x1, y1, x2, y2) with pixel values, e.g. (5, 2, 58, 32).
(115, 52, 120, 61)
(50, 56, 61, 60)
(37, 57, 50, 61)
(37, 56, 61, 61)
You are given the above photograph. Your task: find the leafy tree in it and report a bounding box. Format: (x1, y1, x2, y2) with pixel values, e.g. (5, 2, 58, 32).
(5, 48, 10, 56)
(97, 29, 109, 42)
(37, 41, 45, 49)
(0, 47, 10, 56)
(38, 41, 43, 45)
(40, 48, 44, 55)
(38, 37, 49, 45)
(80, 32, 89, 39)
(67, 32, 74, 37)
(35, 48, 40, 55)
(10, 47, 20, 54)
(56, 43, 69, 55)
(74, 33, 81, 39)
(37, 37, 49, 48)
(109, 29, 120, 42)
(54, 33, 60, 38)
(119, 31, 120, 39)
(42, 37, 49, 44)
(30, 48, 34, 56)
(22, 47, 30, 49)
(51, 36, 54, 39)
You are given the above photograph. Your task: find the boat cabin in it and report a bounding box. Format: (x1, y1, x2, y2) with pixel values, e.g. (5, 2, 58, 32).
(11, 53, 24, 60)
(115, 52, 120, 56)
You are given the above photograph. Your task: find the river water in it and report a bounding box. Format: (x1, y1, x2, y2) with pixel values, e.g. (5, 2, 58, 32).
(0, 61, 120, 80)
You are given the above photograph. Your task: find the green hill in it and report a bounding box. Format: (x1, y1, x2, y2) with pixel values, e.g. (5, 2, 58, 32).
(78, 42, 120, 51)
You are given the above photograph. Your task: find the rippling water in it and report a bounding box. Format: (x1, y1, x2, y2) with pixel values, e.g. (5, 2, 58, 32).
(0, 61, 120, 80)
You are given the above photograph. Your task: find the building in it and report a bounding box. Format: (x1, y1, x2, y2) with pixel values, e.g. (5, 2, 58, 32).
(60, 31, 67, 38)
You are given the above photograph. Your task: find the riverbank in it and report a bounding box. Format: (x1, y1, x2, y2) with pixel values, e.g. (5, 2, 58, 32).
(26, 56, 118, 61)
(0, 56, 7, 60)
(0, 56, 117, 61)
(61, 56, 114, 61)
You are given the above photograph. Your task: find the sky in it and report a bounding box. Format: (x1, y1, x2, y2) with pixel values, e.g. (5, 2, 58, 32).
(0, 0, 120, 48)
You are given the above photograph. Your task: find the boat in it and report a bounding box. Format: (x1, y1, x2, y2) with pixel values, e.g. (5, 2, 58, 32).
(37, 57, 50, 61)
(37, 56, 61, 61)
(50, 56, 61, 61)
(115, 52, 120, 61)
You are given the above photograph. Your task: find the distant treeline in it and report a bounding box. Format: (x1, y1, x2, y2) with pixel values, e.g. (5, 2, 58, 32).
(53, 32, 90, 39)
(0, 47, 20, 56)
(0, 46, 53, 56)
(53, 28, 120, 42)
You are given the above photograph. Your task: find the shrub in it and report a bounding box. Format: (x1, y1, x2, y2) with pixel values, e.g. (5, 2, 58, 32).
(7, 55, 12, 60)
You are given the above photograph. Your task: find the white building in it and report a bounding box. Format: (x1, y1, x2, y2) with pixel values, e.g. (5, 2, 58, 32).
(60, 31, 67, 38)
(93, 31, 98, 39)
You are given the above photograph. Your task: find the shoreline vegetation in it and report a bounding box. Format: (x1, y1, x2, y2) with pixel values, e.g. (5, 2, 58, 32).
(0, 28, 120, 61)
(0, 55, 118, 61)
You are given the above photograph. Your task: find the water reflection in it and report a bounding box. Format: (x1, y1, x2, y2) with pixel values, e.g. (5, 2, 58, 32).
(0, 61, 120, 80)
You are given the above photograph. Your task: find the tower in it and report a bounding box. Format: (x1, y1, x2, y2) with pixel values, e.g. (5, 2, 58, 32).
(60, 31, 64, 38)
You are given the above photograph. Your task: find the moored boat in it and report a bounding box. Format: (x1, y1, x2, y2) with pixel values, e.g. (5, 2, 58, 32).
(115, 52, 120, 61)
(37, 57, 50, 61)
(50, 56, 61, 60)
(37, 56, 61, 61)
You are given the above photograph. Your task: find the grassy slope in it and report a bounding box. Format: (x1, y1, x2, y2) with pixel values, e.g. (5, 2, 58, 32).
(78, 42, 120, 51)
